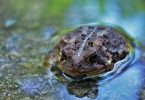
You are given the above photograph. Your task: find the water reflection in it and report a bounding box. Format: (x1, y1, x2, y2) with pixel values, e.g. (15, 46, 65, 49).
(67, 79, 98, 99)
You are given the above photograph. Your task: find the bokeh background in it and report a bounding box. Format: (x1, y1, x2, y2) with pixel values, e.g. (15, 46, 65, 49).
(0, 0, 145, 100)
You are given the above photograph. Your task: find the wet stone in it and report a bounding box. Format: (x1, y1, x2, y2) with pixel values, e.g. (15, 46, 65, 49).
(49, 25, 129, 78)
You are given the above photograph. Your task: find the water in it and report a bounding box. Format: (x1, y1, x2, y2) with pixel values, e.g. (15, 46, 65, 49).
(0, 0, 145, 100)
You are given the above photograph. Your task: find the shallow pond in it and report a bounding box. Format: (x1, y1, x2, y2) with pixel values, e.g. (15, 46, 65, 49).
(0, 0, 145, 100)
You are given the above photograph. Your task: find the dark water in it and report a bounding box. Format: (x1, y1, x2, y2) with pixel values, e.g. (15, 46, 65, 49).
(0, 0, 145, 100)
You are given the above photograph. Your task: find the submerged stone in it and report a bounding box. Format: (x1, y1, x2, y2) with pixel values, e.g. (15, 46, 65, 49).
(48, 24, 131, 78)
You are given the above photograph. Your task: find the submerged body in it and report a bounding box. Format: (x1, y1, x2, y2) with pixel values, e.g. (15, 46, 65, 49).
(48, 24, 130, 78)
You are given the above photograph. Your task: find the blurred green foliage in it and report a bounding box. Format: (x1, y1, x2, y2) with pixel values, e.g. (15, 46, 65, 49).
(0, 0, 144, 29)
(118, 0, 145, 17)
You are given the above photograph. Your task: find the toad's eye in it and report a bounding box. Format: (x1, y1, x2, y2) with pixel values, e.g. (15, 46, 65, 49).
(88, 54, 97, 63)
(88, 54, 107, 65)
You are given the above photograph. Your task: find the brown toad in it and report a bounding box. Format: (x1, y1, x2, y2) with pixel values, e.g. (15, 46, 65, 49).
(48, 24, 130, 78)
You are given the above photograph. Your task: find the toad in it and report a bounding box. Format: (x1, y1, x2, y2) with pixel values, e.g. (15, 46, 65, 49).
(48, 24, 130, 78)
